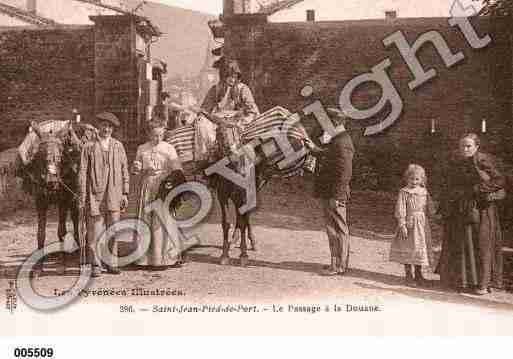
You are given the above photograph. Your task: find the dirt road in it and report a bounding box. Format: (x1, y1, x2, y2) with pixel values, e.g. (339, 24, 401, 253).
(1, 178, 512, 313)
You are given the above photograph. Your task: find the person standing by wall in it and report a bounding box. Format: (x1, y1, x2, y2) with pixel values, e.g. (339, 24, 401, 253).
(437, 133, 506, 295)
(389, 164, 436, 287)
(313, 108, 355, 276)
(132, 119, 186, 270)
(79, 112, 130, 278)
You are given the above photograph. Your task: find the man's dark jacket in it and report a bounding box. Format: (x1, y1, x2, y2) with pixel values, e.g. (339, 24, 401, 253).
(314, 132, 355, 202)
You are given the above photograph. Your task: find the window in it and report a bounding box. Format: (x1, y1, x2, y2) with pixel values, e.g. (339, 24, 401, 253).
(385, 10, 397, 20)
(306, 9, 315, 22)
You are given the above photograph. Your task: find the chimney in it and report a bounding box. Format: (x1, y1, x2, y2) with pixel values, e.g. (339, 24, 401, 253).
(385, 10, 397, 20)
(306, 9, 315, 22)
(223, 0, 234, 16)
(26, 0, 36, 13)
(223, 0, 252, 16)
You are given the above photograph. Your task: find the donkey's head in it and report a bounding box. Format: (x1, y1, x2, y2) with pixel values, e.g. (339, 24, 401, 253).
(31, 123, 64, 193)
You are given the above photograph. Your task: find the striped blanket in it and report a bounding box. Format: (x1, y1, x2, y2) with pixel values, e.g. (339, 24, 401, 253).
(165, 106, 309, 178)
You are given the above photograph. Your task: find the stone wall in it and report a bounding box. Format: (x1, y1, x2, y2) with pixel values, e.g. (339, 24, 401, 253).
(222, 16, 513, 193)
(0, 26, 95, 152)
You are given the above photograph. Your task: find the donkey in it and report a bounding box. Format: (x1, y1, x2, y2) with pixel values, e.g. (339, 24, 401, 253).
(23, 122, 83, 277)
(165, 107, 311, 266)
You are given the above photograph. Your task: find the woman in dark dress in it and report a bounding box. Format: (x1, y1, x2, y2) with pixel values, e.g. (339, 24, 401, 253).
(437, 133, 506, 295)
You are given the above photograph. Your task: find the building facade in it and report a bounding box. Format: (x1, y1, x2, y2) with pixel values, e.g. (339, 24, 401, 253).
(265, 0, 485, 22)
(211, 0, 512, 192)
(0, 0, 165, 154)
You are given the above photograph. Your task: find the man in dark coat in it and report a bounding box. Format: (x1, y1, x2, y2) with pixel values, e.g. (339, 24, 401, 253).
(313, 108, 355, 276)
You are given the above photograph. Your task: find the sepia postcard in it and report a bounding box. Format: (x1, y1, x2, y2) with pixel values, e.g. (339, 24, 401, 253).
(1, 0, 513, 346)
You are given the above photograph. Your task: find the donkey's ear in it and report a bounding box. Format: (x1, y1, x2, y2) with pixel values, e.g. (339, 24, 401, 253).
(68, 122, 81, 147)
(30, 121, 43, 139)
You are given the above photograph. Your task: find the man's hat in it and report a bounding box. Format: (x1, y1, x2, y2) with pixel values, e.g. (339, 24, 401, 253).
(95, 112, 120, 127)
(225, 59, 242, 76)
(213, 57, 242, 77)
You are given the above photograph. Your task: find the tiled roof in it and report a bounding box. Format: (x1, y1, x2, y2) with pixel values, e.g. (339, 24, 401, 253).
(79, 1, 161, 36)
(259, 0, 305, 14)
(74, 0, 130, 15)
(0, 1, 57, 26)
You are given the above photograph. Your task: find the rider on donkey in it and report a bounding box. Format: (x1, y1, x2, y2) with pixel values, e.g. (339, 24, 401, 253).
(197, 58, 260, 167)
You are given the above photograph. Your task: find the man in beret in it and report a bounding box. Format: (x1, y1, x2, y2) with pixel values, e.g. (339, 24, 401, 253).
(79, 112, 129, 277)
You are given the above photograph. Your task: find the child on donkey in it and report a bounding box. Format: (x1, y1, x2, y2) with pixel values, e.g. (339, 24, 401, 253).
(390, 164, 436, 287)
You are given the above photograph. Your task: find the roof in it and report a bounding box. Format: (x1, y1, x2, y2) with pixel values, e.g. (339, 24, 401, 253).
(73, 0, 162, 35)
(259, 0, 305, 14)
(74, 0, 130, 15)
(89, 14, 161, 37)
(0, 2, 57, 26)
(264, 0, 485, 21)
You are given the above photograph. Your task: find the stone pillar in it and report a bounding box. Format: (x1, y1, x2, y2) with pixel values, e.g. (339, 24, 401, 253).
(224, 0, 253, 16)
(223, 15, 267, 107)
(91, 15, 138, 146)
(223, 0, 235, 17)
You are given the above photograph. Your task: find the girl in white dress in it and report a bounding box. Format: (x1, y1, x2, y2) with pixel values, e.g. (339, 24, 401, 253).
(390, 164, 436, 287)
(132, 120, 184, 269)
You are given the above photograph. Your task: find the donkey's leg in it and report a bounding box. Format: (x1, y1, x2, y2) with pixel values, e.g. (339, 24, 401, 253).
(231, 216, 241, 245)
(68, 201, 80, 269)
(247, 218, 256, 251)
(219, 196, 231, 266)
(57, 201, 68, 274)
(230, 199, 240, 245)
(34, 201, 47, 277)
(229, 199, 240, 245)
(57, 201, 67, 241)
(239, 212, 249, 267)
(71, 205, 80, 248)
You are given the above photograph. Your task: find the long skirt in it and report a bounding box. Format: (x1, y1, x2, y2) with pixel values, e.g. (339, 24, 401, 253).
(134, 172, 180, 267)
(436, 203, 503, 289)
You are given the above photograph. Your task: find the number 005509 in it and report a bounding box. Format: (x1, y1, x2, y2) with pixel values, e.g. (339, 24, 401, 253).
(14, 348, 54, 358)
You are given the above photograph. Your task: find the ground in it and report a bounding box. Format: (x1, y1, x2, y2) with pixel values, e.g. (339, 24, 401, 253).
(1, 176, 512, 314)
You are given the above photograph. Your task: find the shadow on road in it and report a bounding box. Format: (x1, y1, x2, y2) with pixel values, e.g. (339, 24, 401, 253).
(0, 258, 82, 279)
(188, 252, 407, 287)
(187, 251, 513, 310)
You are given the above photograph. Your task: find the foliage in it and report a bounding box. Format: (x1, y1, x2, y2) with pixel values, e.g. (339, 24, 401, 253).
(481, 0, 513, 16)
(352, 164, 380, 191)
